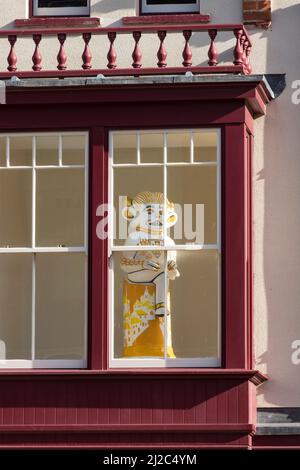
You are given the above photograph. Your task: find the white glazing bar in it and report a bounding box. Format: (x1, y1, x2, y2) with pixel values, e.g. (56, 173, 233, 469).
(217, 129, 221, 252)
(32, 136, 36, 249)
(58, 135, 63, 167)
(109, 254, 115, 364)
(112, 163, 164, 168)
(108, 132, 114, 258)
(0, 247, 86, 254)
(111, 162, 216, 168)
(31, 254, 36, 361)
(191, 132, 194, 164)
(31, 136, 36, 362)
(6, 136, 9, 167)
(84, 134, 89, 253)
(163, 133, 167, 244)
(34, 165, 85, 169)
(164, 254, 168, 361)
(110, 244, 218, 252)
(83, 134, 89, 364)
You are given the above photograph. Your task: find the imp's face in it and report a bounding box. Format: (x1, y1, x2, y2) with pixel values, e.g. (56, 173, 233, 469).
(141, 204, 164, 229)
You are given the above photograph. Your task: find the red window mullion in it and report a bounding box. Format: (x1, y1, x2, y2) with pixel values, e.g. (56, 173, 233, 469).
(89, 126, 108, 370)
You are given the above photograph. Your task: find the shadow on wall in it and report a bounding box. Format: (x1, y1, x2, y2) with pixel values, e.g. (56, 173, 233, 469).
(92, 0, 137, 14)
(255, 3, 300, 406)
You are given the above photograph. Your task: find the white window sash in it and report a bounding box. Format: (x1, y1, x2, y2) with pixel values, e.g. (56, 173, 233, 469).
(108, 128, 221, 369)
(33, 1, 90, 16)
(141, 0, 200, 14)
(0, 132, 89, 370)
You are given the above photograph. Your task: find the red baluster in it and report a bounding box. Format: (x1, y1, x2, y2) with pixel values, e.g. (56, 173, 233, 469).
(157, 31, 167, 68)
(240, 34, 247, 65)
(57, 33, 67, 71)
(182, 30, 192, 67)
(246, 43, 252, 74)
(233, 29, 244, 66)
(82, 33, 92, 70)
(32, 34, 42, 71)
(132, 31, 142, 68)
(208, 29, 218, 66)
(107, 32, 117, 69)
(7, 35, 17, 72)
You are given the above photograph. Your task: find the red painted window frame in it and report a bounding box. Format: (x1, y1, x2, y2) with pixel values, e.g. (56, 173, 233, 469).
(1, 80, 265, 374)
(139, 0, 200, 16)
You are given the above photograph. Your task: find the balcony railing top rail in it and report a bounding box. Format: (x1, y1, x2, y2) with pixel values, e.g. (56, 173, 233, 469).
(0, 24, 252, 79)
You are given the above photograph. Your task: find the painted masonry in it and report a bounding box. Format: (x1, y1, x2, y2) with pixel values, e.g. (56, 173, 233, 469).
(0, 0, 299, 450)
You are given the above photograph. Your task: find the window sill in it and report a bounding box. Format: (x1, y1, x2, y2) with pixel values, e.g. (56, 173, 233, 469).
(0, 369, 268, 385)
(15, 17, 101, 29)
(122, 13, 210, 26)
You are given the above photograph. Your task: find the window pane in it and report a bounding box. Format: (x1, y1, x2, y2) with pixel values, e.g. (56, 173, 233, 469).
(36, 168, 84, 247)
(113, 167, 163, 246)
(35, 253, 86, 360)
(0, 170, 32, 247)
(113, 134, 137, 165)
(168, 250, 219, 358)
(10, 136, 32, 166)
(140, 133, 164, 164)
(62, 135, 85, 166)
(38, 1, 88, 6)
(194, 131, 218, 162)
(0, 254, 32, 360)
(113, 252, 169, 359)
(36, 135, 59, 166)
(0, 137, 6, 166)
(167, 165, 217, 245)
(167, 132, 190, 163)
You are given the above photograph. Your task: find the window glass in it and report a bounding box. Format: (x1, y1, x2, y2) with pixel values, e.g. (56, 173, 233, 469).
(36, 135, 59, 166)
(36, 168, 85, 247)
(35, 253, 86, 360)
(0, 170, 32, 247)
(10, 136, 32, 166)
(142, 0, 199, 14)
(62, 135, 85, 166)
(110, 129, 220, 368)
(0, 254, 32, 361)
(0, 133, 87, 368)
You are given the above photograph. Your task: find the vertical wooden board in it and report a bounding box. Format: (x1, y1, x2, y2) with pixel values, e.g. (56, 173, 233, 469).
(206, 380, 218, 423)
(216, 380, 229, 424)
(227, 382, 239, 424)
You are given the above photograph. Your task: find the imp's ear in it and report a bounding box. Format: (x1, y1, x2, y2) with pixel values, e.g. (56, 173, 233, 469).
(121, 204, 137, 220)
(167, 211, 178, 228)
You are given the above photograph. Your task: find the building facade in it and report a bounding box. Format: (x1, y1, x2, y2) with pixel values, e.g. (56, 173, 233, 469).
(0, 0, 299, 450)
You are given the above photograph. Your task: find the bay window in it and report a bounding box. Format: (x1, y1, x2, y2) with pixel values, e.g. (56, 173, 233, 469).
(32, 0, 90, 17)
(109, 129, 221, 368)
(0, 133, 88, 368)
(141, 0, 200, 14)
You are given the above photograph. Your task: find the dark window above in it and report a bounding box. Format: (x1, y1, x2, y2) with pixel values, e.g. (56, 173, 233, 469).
(33, 0, 90, 16)
(141, 0, 200, 14)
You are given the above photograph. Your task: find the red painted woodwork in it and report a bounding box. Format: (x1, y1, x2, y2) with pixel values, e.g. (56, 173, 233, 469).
(123, 14, 210, 25)
(132, 31, 142, 68)
(107, 32, 117, 69)
(0, 78, 274, 448)
(57, 33, 67, 70)
(208, 29, 218, 66)
(0, 24, 252, 79)
(157, 30, 167, 67)
(82, 32, 92, 70)
(32, 34, 42, 71)
(234, 29, 244, 66)
(182, 30, 193, 67)
(7, 35, 17, 72)
(15, 17, 100, 28)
